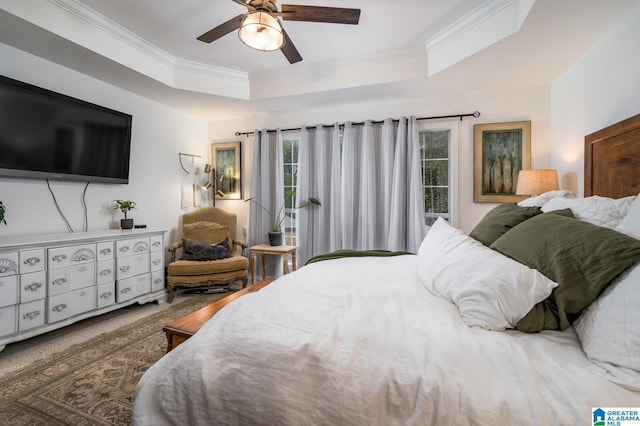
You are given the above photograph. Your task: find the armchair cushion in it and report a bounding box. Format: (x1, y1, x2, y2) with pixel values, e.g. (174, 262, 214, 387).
(168, 253, 249, 276)
(183, 222, 231, 244)
(181, 237, 231, 261)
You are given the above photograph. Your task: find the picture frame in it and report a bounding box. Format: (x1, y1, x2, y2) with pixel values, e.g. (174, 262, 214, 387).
(474, 121, 531, 203)
(211, 141, 242, 200)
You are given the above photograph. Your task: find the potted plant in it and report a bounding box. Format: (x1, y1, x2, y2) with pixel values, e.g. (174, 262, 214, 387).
(113, 199, 136, 229)
(0, 200, 6, 226)
(245, 191, 321, 246)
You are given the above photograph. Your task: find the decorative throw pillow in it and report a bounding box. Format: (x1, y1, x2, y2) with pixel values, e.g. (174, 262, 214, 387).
(490, 212, 640, 332)
(517, 189, 575, 207)
(417, 218, 558, 330)
(541, 194, 636, 229)
(181, 237, 231, 261)
(183, 222, 231, 244)
(469, 203, 541, 246)
(574, 262, 640, 390)
(616, 194, 640, 239)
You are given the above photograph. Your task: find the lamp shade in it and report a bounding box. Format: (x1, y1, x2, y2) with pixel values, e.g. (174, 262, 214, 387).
(516, 169, 559, 195)
(238, 11, 284, 51)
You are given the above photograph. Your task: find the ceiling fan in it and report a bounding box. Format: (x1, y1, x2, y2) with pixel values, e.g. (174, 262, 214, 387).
(197, 0, 361, 64)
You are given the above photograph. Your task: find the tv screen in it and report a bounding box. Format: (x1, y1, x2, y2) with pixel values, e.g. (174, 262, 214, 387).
(0, 75, 132, 184)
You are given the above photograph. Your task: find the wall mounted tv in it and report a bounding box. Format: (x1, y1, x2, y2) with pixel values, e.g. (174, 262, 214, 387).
(0, 74, 132, 184)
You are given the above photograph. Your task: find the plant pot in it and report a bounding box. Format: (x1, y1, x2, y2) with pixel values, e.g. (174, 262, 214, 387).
(120, 218, 134, 229)
(268, 231, 283, 246)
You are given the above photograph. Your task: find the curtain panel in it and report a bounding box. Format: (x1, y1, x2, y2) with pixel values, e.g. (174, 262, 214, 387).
(297, 117, 425, 265)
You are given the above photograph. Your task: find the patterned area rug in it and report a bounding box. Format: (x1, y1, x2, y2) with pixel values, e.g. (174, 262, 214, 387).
(0, 291, 235, 425)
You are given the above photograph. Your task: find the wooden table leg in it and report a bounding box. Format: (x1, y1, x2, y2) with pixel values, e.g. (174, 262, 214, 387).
(261, 255, 266, 280)
(251, 252, 257, 285)
(292, 250, 297, 272)
(282, 254, 288, 275)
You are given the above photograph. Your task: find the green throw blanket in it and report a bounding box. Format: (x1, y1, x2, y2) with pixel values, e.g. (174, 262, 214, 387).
(305, 249, 414, 265)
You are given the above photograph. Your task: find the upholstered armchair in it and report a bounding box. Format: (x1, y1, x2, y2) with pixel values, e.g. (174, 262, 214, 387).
(166, 207, 248, 302)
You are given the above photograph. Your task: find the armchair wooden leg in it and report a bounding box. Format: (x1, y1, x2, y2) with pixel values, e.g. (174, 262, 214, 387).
(241, 277, 248, 288)
(167, 283, 175, 303)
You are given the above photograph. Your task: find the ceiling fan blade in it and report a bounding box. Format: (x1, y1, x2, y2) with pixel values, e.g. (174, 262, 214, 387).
(281, 29, 302, 64)
(197, 14, 244, 43)
(281, 5, 360, 25)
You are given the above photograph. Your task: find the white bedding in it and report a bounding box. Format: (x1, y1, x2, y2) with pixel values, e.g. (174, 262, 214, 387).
(133, 256, 640, 425)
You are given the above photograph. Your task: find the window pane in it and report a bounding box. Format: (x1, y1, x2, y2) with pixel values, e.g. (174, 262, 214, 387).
(424, 186, 449, 213)
(423, 160, 448, 186)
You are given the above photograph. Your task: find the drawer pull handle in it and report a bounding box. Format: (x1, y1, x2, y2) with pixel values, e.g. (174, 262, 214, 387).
(119, 246, 130, 253)
(100, 291, 113, 299)
(121, 287, 131, 294)
(153, 259, 161, 265)
(119, 265, 130, 272)
(100, 248, 112, 255)
(99, 269, 112, 276)
(25, 282, 43, 292)
(154, 278, 162, 285)
(52, 277, 68, 286)
(23, 257, 41, 266)
(78, 266, 87, 272)
(52, 304, 67, 313)
(51, 254, 67, 263)
(152, 241, 161, 247)
(23, 310, 41, 320)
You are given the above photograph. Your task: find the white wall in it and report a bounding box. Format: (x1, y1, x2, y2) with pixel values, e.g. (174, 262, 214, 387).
(0, 43, 208, 248)
(209, 85, 551, 234)
(551, 3, 640, 196)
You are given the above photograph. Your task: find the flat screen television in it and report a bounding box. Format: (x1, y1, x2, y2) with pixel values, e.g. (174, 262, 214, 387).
(0, 74, 132, 184)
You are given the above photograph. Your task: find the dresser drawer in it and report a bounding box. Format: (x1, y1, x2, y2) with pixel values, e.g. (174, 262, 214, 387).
(116, 253, 150, 280)
(116, 278, 135, 303)
(19, 299, 45, 331)
(72, 286, 97, 316)
(19, 248, 45, 273)
(116, 237, 150, 258)
(96, 260, 115, 285)
(97, 282, 115, 308)
(70, 262, 96, 290)
(48, 243, 96, 269)
(47, 268, 71, 296)
(96, 241, 115, 261)
(151, 270, 165, 292)
(0, 252, 18, 277)
(0, 305, 17, 337)
(47, 293, 72, 323)
(0, 275, 18, 308)
(19, 271, 46, 303)
(132, 273, 151, 297)
(150, 251, 164, 272)
(149, 235, 163, 252)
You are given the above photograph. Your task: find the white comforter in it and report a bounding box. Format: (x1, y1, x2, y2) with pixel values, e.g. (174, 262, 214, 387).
(133, 256, 640, 425)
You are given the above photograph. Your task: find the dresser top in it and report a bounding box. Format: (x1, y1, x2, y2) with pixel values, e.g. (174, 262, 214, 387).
(0, 228, 166, 250)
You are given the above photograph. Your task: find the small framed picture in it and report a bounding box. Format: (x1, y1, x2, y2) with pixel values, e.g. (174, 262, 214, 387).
(474, 121, 531, 203)
(211, 141, 242, 200)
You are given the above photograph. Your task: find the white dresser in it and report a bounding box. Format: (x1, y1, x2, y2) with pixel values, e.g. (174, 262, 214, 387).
(0, 228, 166, 352)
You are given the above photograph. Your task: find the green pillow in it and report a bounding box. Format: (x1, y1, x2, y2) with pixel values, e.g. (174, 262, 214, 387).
(490, 212, 640, 332)
(469, 203, 542, 246)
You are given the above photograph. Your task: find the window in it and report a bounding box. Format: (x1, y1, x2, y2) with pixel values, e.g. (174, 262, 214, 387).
(283, 137, 300, 246)
(419, 122, 458, 229)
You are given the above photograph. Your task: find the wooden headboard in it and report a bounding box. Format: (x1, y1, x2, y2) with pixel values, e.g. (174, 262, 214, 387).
(585, 113, 640, 197)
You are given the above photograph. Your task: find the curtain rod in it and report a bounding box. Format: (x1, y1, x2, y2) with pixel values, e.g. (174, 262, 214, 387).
(234, 111, 481, 137)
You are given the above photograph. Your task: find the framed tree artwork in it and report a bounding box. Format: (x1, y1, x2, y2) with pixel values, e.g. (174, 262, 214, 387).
(474, 121, 531, 203)
(211, 141, 242, 200)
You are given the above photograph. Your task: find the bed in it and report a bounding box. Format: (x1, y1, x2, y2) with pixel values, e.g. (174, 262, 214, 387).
(133, 114, 640, 426)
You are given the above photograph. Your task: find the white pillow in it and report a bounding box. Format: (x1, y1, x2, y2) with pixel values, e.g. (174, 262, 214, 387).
(541, 195, 636, 228)
(517, 189, 575, 207)
(574, 262, 640, 390)
(616, 194, 640, 239)
(416, 218, 558, 330)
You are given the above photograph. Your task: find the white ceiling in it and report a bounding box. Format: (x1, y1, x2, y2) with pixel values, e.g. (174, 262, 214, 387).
(0, 0, 637, 121)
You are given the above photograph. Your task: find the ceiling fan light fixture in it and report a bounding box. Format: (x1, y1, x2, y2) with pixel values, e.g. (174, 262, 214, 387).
(238, 10, 284, 52)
